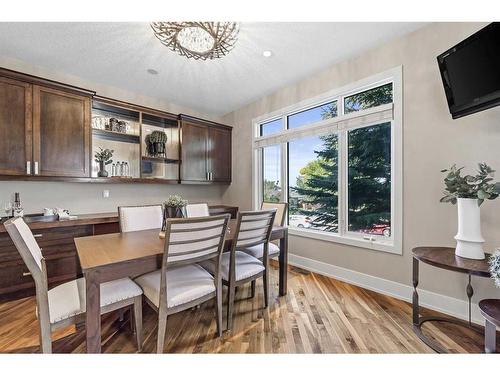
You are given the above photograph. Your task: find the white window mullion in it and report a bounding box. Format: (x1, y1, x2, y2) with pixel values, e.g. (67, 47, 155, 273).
(338, 130, 348, 237)
(281, 142, 288, 205)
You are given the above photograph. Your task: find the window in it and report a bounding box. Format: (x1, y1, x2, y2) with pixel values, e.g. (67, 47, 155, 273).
(288, 135, 338, 232)
(260, 118, 282, 136)
(288, 101, 337, 129)
(262, 145, 281, 202)
(253, 67, 402, 254)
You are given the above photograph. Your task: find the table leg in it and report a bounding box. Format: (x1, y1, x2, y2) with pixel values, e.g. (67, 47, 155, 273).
(466, 274, 473, 326)
(278, 229, 288, 296)
(412, 257, 419, 325)
(85, 270, 101, 353)
(484, 319, 497, 353)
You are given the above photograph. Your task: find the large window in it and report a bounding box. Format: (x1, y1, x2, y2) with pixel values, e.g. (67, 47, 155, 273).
(253, 68, 402, 254)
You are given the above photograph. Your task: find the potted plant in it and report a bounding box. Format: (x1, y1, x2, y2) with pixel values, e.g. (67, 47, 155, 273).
(164, 195, 187, 219)
(150, 130, 167, 157)
(489, 250, 500, 288)
(440, 163, 500, 259)
(94, 147, 114, 177)
(145, 134, 155, 157)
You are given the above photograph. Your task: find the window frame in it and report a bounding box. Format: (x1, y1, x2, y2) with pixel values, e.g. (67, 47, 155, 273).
(252, 66, 403, 255)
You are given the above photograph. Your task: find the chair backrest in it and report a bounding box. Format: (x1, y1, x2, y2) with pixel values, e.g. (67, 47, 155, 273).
(4, 218, 50, 337)
(118, 204, 163, 233)
(162, 214, 230, 267)
(234, 209, 276, 249)
(185, 203, 210, 218)
(261, 202, 288, 226)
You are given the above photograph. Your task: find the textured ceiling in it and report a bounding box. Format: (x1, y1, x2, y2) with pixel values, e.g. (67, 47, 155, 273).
(0, 22, 426, 116)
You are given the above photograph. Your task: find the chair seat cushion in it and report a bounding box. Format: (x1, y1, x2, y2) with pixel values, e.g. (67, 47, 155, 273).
(241, 242, 280, 259)
(134, 264, 215, 308)
(202, 251, 264, 282)
(47, 277, 142, 324)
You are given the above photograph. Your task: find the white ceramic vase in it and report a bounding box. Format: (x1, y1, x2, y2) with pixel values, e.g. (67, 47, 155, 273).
(454, 198, 485, 260)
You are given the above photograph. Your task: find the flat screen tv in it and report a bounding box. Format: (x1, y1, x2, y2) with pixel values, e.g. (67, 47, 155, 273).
(437, 23, 500, 119)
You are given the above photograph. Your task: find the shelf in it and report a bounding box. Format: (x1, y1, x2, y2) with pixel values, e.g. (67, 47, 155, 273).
(141, 156, 180, 164)
(0, 175, 180, 185)
(142, 113, 178, 128)
(92, 101, 140, 121)
(92, 129, 140, 144)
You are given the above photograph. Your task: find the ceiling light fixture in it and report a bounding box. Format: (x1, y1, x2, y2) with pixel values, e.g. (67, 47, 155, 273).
(262, 50, 273, 58)
(151, 22, 239, 61)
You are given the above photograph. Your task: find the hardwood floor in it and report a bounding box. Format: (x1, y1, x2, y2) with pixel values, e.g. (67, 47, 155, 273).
(0, 263, 497, 354)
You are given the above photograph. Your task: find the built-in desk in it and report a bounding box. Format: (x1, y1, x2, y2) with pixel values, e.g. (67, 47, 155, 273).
(0, 205, 237, 300)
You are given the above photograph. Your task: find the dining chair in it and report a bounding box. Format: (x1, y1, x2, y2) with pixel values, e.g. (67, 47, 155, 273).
(185, 203, 210, 218)
(202, 209, 276, 330)
(4, 217, 143, 354)
(118, 204, 163, 232)
(134, 214, 230, 353)
(241, 202, 287, 260)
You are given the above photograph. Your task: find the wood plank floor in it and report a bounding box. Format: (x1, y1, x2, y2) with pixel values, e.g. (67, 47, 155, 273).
(0, 263, 497, 354)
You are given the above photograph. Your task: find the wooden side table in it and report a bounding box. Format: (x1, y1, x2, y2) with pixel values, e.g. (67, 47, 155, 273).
(479, 299, 500, 353)
(412, 247, 491, 353)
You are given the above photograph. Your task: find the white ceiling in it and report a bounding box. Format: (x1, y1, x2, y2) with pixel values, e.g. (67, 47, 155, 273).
(0, 22, 426, 116)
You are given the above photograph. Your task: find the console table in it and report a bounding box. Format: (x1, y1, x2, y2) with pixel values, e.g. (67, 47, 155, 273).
(412, 247, 491, 353)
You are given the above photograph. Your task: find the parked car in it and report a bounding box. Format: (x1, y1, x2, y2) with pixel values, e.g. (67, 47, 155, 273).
(362, 224, 391, 237)
(289, 215, 312, 228)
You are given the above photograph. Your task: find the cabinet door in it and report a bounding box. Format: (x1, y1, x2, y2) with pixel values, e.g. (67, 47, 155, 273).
(208, 127, 231, 182)
(181, 121, 208, 181)
(0, 77, 32, 175)
(33, 86, 90, 177)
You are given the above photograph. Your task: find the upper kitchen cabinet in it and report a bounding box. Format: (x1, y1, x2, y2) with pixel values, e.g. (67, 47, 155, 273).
(179, 115, 232, 184)
(33, 85, 91, 177)
(0, 77, 32, 175)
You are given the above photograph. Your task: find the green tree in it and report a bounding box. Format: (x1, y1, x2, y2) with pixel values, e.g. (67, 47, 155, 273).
(263, 179, 281, 203)
(291, 84, 392, 232)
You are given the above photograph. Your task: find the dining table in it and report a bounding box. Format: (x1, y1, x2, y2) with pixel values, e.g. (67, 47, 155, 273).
(74, 219, 288, 353)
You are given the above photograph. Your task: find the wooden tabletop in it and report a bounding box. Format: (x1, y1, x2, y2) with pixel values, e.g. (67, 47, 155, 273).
(412, 247, 491, 277)
(75, 219, 286, 271)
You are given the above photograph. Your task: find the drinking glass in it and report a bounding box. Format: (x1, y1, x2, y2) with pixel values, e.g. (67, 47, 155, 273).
(3, 202, 12, 218)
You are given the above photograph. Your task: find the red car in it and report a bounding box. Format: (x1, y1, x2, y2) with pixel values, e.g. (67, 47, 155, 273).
(363, 224, 391, 237)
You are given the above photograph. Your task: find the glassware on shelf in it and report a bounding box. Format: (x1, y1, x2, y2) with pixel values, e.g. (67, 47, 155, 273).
(123, 162, 130, 177)
(111, 163, 116, 177)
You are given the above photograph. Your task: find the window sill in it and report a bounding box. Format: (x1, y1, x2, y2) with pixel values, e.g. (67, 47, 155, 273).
(288, 227, 402, 255)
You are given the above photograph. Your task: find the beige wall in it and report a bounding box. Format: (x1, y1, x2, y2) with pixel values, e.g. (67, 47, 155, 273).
(222, 22, 500, 304)
(0, 57, 227, 214)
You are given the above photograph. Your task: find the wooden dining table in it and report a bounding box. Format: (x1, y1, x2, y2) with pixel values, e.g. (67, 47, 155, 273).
(74, 219, 288, 353)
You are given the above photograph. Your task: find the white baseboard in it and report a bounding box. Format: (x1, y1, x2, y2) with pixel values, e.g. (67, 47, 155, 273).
(288, 253, 484, 326)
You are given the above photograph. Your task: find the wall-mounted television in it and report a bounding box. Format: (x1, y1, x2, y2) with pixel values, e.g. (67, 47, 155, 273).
(437, 23, 500, 119)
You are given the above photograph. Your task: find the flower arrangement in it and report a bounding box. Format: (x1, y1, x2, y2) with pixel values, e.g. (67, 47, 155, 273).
(489, 250, 500, 288)
(94, 147, 114, 164)
(164, 195, 187, 208)
(440, 163, 500, 206)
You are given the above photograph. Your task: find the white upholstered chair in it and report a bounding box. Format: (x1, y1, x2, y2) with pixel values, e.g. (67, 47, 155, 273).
(185, 203, 210, 218)
(241, 202, 287, 260)
(134, 214, 230, 353)
(118, 204, 163, 233)
(4, 218, 143, 353)
(202, 209, 276, 330)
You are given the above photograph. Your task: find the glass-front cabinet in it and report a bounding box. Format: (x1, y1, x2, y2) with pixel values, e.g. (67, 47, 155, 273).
(91, 99, 180, 182)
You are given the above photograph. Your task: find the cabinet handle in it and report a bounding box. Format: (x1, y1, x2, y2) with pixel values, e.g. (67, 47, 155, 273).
(33, 234, 43, 238)
(26, 161, 31, 175)
(34, 161, 39, 175)
(22, 271, 32, 277)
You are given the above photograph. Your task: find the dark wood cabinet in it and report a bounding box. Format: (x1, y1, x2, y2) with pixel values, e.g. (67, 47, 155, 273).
(33, 85, 90, 177)
(208, 126, 231, 182)
(0, 77, 32, 175)
(180, 115, 232, 184)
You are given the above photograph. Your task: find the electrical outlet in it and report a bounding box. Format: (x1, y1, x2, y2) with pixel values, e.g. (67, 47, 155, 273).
(103, 190, 110, 198)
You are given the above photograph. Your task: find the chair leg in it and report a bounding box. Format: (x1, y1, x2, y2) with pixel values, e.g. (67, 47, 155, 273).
(133, 296, 143, 351)
(215, 280, 223, 336)
(227, 282, 236, 331)
(39, 319, 52, 354)
(156, 310, 168, 354)
(263, 271, 269, 308)
(250, 280, 256, 298)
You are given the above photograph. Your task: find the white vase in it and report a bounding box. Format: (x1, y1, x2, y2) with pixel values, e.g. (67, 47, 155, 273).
(454, 198, 485, 260)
